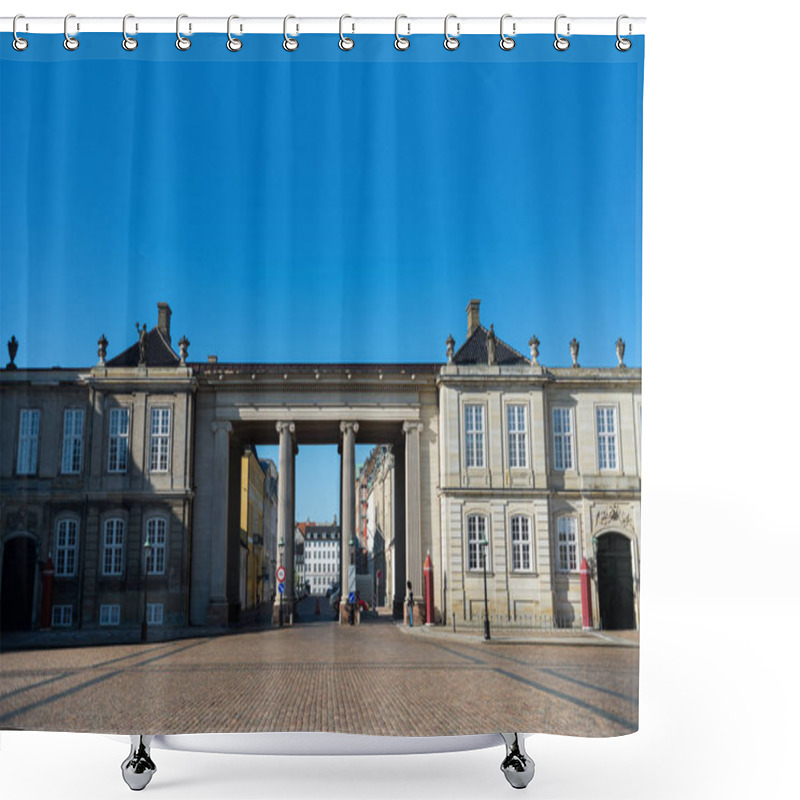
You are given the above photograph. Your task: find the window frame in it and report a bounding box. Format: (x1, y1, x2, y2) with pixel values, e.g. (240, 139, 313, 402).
(506, 403, 529, 469)
(107, 407, 130, 474)
(149, 406, 171, 473)
(466, 513, 490, 572)
(54, 518, 79, 577)
(510, 514, 533, 572)
(552, 406, 575, 471)
(99, 604, 121, 626)
(144, 516, 168, 575)
(51, 605, 73, 627)
(61, 407, 85, 475)
(102, 518, 126, 577)
(464, 403, 486, 469)
(596, 405, 619, 471)
(556, 516, 579, 573)
(146, 603, 164, 625)
(16, 408, 40, 476)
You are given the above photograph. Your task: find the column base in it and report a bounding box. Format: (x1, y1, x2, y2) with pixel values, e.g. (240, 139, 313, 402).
(206, 600, 240, 626)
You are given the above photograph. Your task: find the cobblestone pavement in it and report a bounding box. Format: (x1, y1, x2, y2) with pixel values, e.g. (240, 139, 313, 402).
(0, 600, 638, 738)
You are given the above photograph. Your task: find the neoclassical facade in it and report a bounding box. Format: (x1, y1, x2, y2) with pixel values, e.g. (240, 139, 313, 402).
(1, 299, 640, 636)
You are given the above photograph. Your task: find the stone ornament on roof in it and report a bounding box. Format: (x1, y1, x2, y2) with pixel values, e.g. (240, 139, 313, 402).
(6, 335, 18, 370)
(616, 337, 626, 368)
(528, 334, 540, 366)
(136, 322, 147, 365)
(178, 335, 190, 365)
(97, 334, 108, 366)
(570, 338, 580, 368)
(446, 334, 455, 364)
(487, 324, 497, 366)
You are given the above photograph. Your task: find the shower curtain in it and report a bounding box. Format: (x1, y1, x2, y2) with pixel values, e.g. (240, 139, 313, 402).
(0, 23, 643, 741)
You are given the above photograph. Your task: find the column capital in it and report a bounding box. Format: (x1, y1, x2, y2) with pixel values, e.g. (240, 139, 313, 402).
(275, 421, 296, 436)
(402, 421, 423, 435)
(211, 420, 233, 435)
(339, 421, 360, 435)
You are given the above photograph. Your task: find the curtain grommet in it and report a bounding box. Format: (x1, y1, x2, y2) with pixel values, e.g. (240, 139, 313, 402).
(227, 15, 243, 51)
(122, 15, 138, 51)
(63, 13, 79, 51)
(394, 15, 410, 51)
(444, 14, 460, 51)
(283, 15, 299, 51)
(176, 14, 191, 50)
(616, 15, 632, 51)
(499, 14, 516, 51)
(554, 15, 570, 51)
(12, 15, 29, 51)
(338, 15, 355, 51)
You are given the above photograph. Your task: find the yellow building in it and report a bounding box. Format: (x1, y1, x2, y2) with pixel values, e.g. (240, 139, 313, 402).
(240, 448, 270, 612)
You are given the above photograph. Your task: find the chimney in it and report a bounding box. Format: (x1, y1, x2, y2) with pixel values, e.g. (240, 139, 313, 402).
(157, 302, 172, 345)
(466, 299, 481, 337)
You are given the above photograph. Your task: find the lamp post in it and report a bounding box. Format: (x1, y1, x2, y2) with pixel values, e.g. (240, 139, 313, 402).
(480, 536, 490, 640)
(141, 535, 151, 642)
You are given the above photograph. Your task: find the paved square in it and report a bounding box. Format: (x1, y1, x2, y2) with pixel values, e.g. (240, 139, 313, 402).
(0, 606, 638, 737)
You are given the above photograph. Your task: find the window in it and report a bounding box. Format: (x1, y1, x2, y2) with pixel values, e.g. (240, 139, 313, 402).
(146, 603, 164, 625)
(144, 517, 167, 574)
(16, 409, 40, 475)
(467, 514, 488, 571)
(55, 519, 78, 577)
(99, 604, 121, 626)
(102, 519, 125, 576)
(465, 405, 485, 468)
(553, 407, 574, 470)
(557, 517, 579, 572)
(510, 515, 532, 571)
(596, 406, 618, 470)
(149, 407, 171, 472)
(507, 404, 528, 468)
(108, 408, 130, 473)
(61, 408, 84, 474)
(52, 605, 73, 627)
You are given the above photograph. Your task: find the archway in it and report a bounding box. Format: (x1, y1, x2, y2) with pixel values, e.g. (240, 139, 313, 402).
(596, 532, 635, 630)
(1, 535, 37, 631)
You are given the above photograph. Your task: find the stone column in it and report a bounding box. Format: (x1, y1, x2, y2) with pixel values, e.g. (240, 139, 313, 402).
(208, 421, 233, 623)
(276, 422, 296, 618)
(340, 421, 359, 622)
(403, 421, 423, 617)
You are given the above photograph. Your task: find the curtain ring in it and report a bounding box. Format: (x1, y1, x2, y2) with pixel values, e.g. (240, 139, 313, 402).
(394, 15, 410, 51)
(63, 13, 79, 51)
(443, 14, 460, 51)
(616, 15, 632, 51)
(283, 15, 299, 51)
(339, 14, 354, 51)
(12, 14, 28, 51)
(227, 15, 242, 51)
(553, 14, 570, 51)
(176, 14, 191, 50)
(122, 14, 138, 51)
(499, 14, 515, 51)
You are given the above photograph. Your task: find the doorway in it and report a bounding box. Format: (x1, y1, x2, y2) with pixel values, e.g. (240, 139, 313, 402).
(596, 532, 636, 630)
(1, 536, 37, 631)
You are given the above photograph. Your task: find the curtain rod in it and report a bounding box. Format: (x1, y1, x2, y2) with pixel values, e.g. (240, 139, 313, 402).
(1, 16, 645, 36)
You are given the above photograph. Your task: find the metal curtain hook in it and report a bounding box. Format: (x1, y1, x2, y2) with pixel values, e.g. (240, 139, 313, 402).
(283, 15, 299, 51)
(339, 14, 354, 51)
(616, 14, 632, 51)
(444, 14, 460, 51)
(554, 14, 570, 51)
(499, 14, 515, 51)
(12, 14, 28, 51)
(227, 15, 242, 51)
(394, 14, 410, 50)
(63, 13, 79, 51)
(176, 14, 191, 50)
(122, 15, 138, 51)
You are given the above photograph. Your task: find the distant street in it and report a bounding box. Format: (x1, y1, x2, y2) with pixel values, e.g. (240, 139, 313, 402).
(0, 602, 637, 737)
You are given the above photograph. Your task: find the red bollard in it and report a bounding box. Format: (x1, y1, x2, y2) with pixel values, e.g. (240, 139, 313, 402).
(424, 551, 434, 625)
(40, 555, 54, 630)
(580, 557, 594, 630)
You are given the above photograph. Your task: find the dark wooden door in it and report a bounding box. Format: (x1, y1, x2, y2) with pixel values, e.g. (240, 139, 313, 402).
(1, 537, 37, 631)
(596, 533, 635, 630)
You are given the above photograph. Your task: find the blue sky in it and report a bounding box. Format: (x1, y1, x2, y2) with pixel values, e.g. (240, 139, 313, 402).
(1, 33, 643, 520)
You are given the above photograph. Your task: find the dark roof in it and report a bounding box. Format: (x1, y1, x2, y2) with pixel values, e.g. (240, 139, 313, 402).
(107, 327, 180, 368)
(452, 326, 529, 366)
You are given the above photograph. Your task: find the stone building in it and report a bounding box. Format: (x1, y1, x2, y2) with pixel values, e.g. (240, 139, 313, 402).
(1, 298, 640, 637)
(302, 522, 341, 596)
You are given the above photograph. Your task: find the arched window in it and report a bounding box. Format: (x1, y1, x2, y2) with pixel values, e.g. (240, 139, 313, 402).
(510, 515, 532, 571)
(467, 514, 489, 571)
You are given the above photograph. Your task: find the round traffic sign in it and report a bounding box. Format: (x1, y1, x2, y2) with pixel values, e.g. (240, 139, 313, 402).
(276, 566, 286, 582)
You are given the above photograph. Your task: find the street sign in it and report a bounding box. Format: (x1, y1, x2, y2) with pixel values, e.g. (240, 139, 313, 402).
(276, 566, 286, 582)
(348, 592, 355, 603)
(278, 582, 285, 594)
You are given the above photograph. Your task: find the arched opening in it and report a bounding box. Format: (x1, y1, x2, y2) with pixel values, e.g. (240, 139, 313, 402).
(596, 532, 635, 630)
(1, 535, 38, 631)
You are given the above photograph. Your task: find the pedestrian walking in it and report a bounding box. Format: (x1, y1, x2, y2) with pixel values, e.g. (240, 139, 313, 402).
(407, 580, 414, 627)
